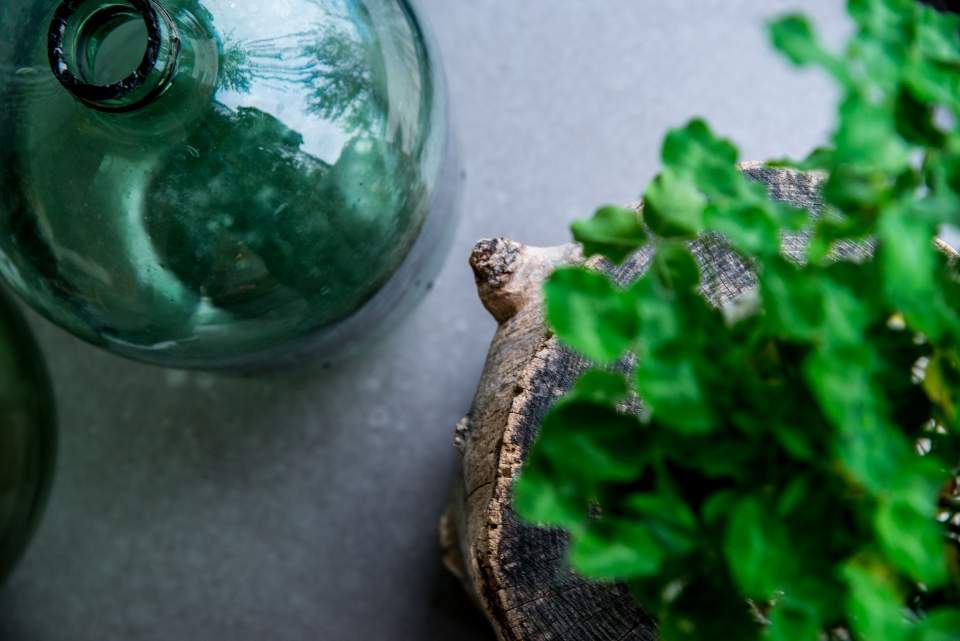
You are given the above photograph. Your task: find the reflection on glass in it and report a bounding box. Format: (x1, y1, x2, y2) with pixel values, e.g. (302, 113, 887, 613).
(0, 0, 452, 367)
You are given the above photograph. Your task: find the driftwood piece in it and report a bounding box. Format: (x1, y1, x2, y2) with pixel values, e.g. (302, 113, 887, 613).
(440, 166, 936, 641)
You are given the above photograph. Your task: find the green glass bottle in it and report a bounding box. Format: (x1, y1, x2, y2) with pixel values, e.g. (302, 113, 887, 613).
(0, 0, 457, 368)
(0, 290, 56, 583)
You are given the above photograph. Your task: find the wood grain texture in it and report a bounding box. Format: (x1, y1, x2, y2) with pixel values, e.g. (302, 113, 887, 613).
(440, 166, 909, 641)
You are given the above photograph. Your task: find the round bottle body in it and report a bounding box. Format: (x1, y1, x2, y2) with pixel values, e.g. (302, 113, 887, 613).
(0, 291, 56, 583)
(0, 0, 457, 368)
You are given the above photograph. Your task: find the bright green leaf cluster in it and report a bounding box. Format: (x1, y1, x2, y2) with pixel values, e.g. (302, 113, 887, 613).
(515, 1, 960, 639)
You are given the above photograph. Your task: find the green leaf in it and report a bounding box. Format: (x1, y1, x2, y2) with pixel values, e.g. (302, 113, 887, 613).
(848, 0, 916, 42)
(804, 343, 877, 431)
(627, 493, 697, 531)
(801, 147, 835, 170)
(568, 368, 630, 405)
(545, 267, 637, 363)
(661, 119, 742, 202)
(843, 557, 913, 641)
(889, 453, 953, 516)
(894, 84, 946, 148)
(706, 203, 783, 258)
(875, 498, 949, 587)
(760, 258, 824, 340)
(724, 497, 794, 598)
(778, 475, 814, 515)
(821, 165, 892, 214)
(873, 457, 951, 586)
(770, 417, 820, 461)
(768, 598, 821, 641)
(805, 344, 916, 492)
(652, 243, 701, 292)
(656, 573, 764, 641)
(644, 169, 707, 238)
(918, 609, 960, 641)
(536, 402, 650, 483)
(917, 2, 960, 62)
(516, 401, 650, 527)
(513, 456, 586, 528)
(626, 488, 699, 555)
(770, 14, 832, 69)
(878, 209, 956, 341)
(819, 262, 878, 345)
(833, 92, 909, 174)
(662, 119, 738, 174)
(766, 147, 835, 172)
(630, 277, 684, 345)
(570, 521, 664, 580)
(636, 344, 714, 434)
(702, 491, 738, 526)
(572, 205, 648, 264)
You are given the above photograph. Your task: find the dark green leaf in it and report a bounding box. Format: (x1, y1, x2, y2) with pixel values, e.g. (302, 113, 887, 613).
(725, 497, 795, 598)
(572, 205, 648, 264)
(766, 147, 835, 172)
(805, 344, 916, 492)
(770, 14, 831, 68)
(536, 402, 649, 483)
(545, 267, 638, 363)
(778, 475, 814, 515)
(630, 276, 684, 345)
(760, 258, 824, 340)
(662, 119, 738, 175)
(895, 85, 946, 148)
(768, 598, 821, 641)
(652, 243, 701, 292)
(833, 92, 910, 174)
(706, 203, 783, 257)
(568, 368, 630, 405)
(644, 169, 707, 238)
(702, 491, 738, 526)
(848, 0, 915, 42)
(875, 498, 949, 587)
(570, 522, 664, 579)
(657, 574, 763, 641)
(636, 344, 714, 434)
(843, 557, 913, 641)
(918, 609, 960, 641)
(878, 208, 951, 340)
(513, 455, 586, 528)
(626, 487, 698, 555)
(627, 493, 698, 532)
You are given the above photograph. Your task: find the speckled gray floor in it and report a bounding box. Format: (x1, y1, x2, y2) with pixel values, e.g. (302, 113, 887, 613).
(1, 2, 850, 640)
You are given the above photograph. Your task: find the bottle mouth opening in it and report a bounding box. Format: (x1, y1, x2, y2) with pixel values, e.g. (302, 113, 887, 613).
(48, 0, 178, 111)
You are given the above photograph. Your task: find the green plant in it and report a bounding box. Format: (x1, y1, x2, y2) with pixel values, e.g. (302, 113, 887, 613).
(514, 1, 960, 639)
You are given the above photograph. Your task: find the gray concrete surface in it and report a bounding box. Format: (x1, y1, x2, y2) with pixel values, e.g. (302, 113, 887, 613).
(0, 2, 849, 640)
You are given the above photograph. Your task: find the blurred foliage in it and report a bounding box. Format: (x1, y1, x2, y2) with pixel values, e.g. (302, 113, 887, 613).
(514, 1, 960, 639)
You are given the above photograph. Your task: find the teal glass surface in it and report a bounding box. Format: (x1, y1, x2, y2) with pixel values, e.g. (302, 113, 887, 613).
(0, 0, 455, 368)
(0, 290, 56, 583)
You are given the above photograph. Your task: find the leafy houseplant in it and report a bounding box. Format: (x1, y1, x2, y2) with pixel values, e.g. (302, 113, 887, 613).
(514, 1, 960, 639)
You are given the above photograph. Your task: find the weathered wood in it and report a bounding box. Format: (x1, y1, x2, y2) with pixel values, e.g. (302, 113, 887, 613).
(440, 166, 947, 641)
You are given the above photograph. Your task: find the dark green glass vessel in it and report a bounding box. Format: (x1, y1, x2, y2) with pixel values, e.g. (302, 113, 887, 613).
(0, 290, 56, 583)
(0, 0, 456, 368)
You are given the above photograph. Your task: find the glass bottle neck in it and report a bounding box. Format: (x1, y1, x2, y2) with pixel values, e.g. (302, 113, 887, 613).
(48, 0, 182, 113)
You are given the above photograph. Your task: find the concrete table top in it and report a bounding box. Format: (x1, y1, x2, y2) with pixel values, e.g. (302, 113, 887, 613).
(0, 2, 850, 639)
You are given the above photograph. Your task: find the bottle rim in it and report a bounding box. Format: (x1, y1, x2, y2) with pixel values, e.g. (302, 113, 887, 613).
(47, 0, 178, 111)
